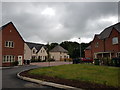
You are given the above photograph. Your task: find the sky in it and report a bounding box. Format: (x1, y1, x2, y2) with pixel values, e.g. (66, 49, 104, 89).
(1, 1, 119, 44)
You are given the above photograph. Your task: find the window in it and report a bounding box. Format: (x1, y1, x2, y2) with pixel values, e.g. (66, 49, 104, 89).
(33, 49, 36, 54)
(40, 56, 42, 59)
(112, 37, 118, 45)
(64, 56, 66, 58)
(52, 56, 54, 59)
(95, 42, 99, 48)
(5, 42, 8, 47)
(43, 56, 45, 60)
(60, 56, 62, 58)
(3, 56, 6, 62)
(11, 42, 14, 47)
(3, 55, 15, 63)
(117, 52, 120, 57)
(32, 56, 36, 60)
(5, 41, 14, 48)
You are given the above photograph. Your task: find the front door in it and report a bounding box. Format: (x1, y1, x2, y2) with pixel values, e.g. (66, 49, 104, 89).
(18, 56, 23, 65)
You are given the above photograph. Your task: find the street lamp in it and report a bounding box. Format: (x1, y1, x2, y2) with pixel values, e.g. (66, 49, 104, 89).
(47, 42, 50, 66)
(78, 38, 81, 58)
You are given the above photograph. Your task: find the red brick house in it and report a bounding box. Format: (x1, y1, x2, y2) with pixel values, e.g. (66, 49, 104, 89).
(85, 22, 120, 59)
(84, 45, 92, 58)
(0, 22, 24, 66)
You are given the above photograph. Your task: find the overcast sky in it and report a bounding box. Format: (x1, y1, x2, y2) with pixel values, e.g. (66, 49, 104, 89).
(2, 2, 118, 44)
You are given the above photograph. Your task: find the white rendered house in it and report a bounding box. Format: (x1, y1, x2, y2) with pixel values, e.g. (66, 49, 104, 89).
(49, 45, 69, 61)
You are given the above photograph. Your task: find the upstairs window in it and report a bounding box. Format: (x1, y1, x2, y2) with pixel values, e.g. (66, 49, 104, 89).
(5, 41, 14, 48)
(33, 49, 36, 54)
(95, 42, 99, 48)
(112, 37, 118, 45)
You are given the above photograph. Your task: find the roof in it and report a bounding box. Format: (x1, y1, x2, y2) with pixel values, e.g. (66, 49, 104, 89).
(50, 45, 68, 53)
(0, 22, 12, 30)
(0, 22, 25, 42)
(26, 42, 45, 52)
(97, 22, 120, 39)
(85, 45, 91, 50)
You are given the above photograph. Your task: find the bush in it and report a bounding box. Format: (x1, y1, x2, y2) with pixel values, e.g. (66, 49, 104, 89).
(41, 60, 47, 62)
(94, 57, 120, 67)
(12, 61, 18, 66)
(31, 59, 41, 62)
(48, 58, 55, 62)
(111, 58, 120, 67)
(94, 59, 99, 65)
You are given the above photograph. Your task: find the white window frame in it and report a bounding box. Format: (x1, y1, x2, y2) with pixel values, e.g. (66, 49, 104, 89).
(5, 41, 14, 48)
(33, 49, 36, 54)
(112, 37, 118, 45)
(95, 42, 99, 48)
(41, 50, 42, 53)
(3, 55, 15, 63)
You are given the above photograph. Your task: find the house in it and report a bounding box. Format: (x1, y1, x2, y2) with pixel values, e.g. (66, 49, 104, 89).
(24, 42, 48, 61)
(49, 45, 69, 61)
(85, 45, 92, 58)
(0, 22, 24, 66)
(85, 22, 120, 59)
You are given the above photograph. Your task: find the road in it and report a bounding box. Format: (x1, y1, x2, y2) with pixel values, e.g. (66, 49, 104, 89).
(2, 65, 61, 90)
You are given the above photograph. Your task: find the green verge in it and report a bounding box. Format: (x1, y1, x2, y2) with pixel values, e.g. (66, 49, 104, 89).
(28, 64, 119, 87)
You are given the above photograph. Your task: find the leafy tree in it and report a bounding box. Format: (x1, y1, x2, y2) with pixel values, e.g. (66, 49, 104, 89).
(50, 43, 58, 49)
(60, 41, 90, 58)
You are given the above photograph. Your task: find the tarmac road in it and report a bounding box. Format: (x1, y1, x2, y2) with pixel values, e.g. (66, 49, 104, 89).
(2, 65, 61, 90)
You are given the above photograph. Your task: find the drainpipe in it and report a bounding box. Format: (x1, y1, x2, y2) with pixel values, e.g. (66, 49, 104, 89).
(110, 52, 112, 59)
(103, 39, 105, 52)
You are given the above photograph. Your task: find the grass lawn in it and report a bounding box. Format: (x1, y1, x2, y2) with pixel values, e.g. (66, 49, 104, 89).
(28, 64, 119, 88)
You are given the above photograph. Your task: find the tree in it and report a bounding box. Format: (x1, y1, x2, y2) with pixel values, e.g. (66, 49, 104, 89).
(60, 41, 90, 58)
(50, 43, 58, 50)
(45, 41, 90, 59)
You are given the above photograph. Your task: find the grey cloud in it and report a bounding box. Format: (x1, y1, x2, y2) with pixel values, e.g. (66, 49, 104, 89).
(2, 2, 118, 43)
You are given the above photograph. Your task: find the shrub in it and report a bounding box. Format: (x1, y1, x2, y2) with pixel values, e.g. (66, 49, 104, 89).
(48, 58, 55, 62)
(94, 58, 99, 65)
(12, 61, 18, 66)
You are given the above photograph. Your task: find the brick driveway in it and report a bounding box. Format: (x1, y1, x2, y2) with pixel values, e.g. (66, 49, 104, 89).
(30, 61, 72, 67)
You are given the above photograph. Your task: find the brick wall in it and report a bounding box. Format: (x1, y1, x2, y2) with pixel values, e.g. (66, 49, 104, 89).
(91, 35, 104, 58)
(89, 28, 120, 59)
(2, 23, 24, 66)
(85, 49, 92, 58)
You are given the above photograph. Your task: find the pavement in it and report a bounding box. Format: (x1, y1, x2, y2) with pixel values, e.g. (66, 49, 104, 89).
(30, 61, 72, 67)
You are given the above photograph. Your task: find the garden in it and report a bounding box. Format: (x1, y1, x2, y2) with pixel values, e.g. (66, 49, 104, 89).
(20, 64, 120, 89)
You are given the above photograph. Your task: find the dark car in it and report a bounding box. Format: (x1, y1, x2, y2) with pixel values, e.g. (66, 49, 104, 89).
(73, 58, 81, 64)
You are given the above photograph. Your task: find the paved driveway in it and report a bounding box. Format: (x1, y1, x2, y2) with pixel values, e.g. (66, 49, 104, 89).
(2, 65, 60, 90)
(30, 61, 72, 67)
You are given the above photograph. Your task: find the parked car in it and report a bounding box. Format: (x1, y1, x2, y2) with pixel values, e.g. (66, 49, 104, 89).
(81, 58, 93, 63)
(73, 58, 81, 64)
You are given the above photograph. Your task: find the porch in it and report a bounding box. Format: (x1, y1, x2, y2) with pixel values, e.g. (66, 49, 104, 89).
(94, 52, 114, 59)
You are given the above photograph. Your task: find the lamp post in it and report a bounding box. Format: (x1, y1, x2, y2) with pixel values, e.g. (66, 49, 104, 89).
(47, 42, 50, 66)
(78, 38, 81, 58)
